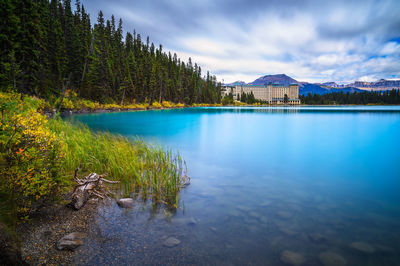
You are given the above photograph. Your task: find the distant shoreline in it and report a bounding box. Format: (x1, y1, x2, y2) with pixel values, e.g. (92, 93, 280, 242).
(56, 103, 400, 116)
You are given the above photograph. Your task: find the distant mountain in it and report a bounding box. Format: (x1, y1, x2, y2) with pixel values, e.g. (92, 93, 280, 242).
(349, 79, 400, 90)
(250, 74, 298, 86)
(225, 81, 246, 86)
(320, 82, 343, 88)
(300, 83, 328, 95)
(331, 87, 363, 94)
(247, 74, 355, 95)
(299, 83, 363, 95)
(228, 74, 396, 95)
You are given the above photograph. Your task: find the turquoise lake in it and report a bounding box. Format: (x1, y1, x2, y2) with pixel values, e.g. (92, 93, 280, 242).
(66, 106, 400, 265)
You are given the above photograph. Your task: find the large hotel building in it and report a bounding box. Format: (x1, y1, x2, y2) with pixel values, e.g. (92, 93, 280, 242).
(221, 83, 301, 104)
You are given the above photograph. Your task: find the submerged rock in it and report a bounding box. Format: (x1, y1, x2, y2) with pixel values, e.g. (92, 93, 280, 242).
(187, 217, 197, 226)
(308, 233, 327, 243)
(56, 232, 86, 251)
(280, 250, 305, 265)
(259, 216, 269, 224)
(275, 220, 297, 236)
(277, 211, 293, 219)
(259, 200, 271, 207)
(249, 211, 261, 219)
(319, 251, 347, 266)
(163, 237, 181, 247)
(375, 244, 395, 253)
(174, 217, 198, 226)
(229, 210, 241, 217)
(236, 205, 251, 212)
(163, 209, 173, 219)
(350, 242, 375, 253)
(117, 198, 134, 208)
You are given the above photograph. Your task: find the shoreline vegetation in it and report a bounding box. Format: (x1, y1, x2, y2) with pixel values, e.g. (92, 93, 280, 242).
(1, 93, 398, 265)
(4, 89, 396, 223)
(48, 89, 400, 118)
(3, 89, 396, 226)
(0, 92, 188, 229)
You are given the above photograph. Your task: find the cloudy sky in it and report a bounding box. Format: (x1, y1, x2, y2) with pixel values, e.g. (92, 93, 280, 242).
(82, 0, 400, 84)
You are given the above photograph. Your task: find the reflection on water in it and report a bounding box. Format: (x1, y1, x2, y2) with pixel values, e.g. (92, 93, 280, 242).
(66, 106, 400, 265)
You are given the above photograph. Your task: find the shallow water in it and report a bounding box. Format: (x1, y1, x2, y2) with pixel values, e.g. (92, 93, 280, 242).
(66, 106, 400, 265)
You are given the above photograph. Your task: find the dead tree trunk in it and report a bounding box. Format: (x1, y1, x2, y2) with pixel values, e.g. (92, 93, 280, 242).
(70, 169, 119, 210)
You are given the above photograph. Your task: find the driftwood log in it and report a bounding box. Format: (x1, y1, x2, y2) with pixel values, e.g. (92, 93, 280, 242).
(70, 168, 119, 210)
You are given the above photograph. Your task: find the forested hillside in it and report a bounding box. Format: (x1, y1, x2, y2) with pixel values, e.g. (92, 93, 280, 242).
(0, 0, 221, 104)
(300, 90, 400, 105)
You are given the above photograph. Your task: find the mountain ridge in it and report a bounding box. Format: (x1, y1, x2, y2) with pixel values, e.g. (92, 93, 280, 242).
(224, 74, 399, 95)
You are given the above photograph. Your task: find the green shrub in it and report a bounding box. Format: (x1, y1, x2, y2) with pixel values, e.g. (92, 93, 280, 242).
(0, 91, 188, 224)
(0, 92, 64, 215)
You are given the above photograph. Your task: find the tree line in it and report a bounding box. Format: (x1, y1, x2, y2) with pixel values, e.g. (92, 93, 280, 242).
(300, 90, 400, 105)
(0, 0, 222, 104)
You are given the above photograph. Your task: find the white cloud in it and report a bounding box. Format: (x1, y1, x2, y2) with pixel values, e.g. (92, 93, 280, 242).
(359, 75, 376, 82)
(380, 42, 400, 55)
(85, 0, 400, 84)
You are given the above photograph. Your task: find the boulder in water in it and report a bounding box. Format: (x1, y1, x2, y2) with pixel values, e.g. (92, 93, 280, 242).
(277, 211, 293, 219)
(56, 232, 86, 251)
(280, 250, 305, 265)
(308, 233, 327, 243)
(187, 217, 197, 226)
(319, 251, 347, 266)
(350, 242, 375, 253)
(117, 198, 134, 208)
(163, 237, 181, 247)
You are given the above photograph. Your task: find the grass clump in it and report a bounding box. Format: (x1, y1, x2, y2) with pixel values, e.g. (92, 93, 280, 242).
(48, 119, 188, 207)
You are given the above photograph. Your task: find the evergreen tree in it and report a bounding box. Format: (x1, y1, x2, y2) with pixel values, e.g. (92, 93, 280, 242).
(0, 1, 222, 104)
(284, 94, 288, 103)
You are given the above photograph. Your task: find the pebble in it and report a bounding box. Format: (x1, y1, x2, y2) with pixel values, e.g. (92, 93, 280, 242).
(280, 250, 305, 265)
(163, 237, 181, 247)
(209, 227, 217, 232)
(56, 232, 86, 251)
(350, 241, 375, 253)
(117, 198, 134, 208)
(319, 251, 347, 266)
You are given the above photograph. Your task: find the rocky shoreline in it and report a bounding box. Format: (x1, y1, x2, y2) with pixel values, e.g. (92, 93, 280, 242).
(45, 105, 187, 118)
(17, 198, 99, 265)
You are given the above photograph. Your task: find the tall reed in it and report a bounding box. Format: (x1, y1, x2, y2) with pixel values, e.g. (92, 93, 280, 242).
(48, 118, 188, 207)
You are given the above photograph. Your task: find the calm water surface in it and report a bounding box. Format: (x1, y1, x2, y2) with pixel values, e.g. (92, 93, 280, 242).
(66, 106, 400, 265)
